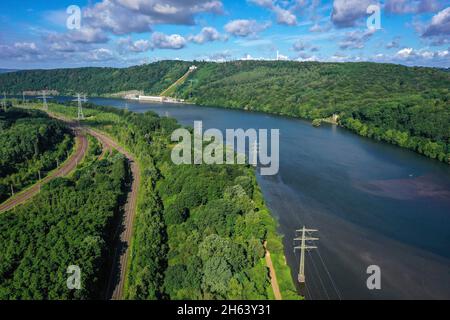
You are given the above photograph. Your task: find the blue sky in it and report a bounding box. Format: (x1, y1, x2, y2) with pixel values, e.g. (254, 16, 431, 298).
(0, 0, 449, 69)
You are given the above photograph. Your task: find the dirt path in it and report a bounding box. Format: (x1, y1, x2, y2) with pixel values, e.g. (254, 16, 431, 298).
(0, 128, 88, 213)
(86, 129, 140, 300)
(264, 241, 282, 300)
(160, 67, 195, 97)
(98, 141, 112, 160)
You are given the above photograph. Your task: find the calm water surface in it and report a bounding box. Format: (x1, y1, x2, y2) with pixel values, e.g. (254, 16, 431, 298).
(63, 97, 450, 299)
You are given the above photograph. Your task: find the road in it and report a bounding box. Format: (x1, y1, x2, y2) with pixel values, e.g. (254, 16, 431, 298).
(0, 128, 88, 213)
(45, 112, 140, 300)
(264, 241, 282, 300)
(86, 129, 140, 300)
(4, 108, 139, 299)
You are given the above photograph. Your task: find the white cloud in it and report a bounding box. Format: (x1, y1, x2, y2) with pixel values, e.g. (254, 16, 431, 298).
(423, 7, 450, 37)
(339, 29, 375, 49)
(248, 0, 297, 26)
(248, 0, 273, 7)
(437, 50, 449, 57)
(151, 32, 186, 49)
(117, 37, 151, 52)
(331, 0, 376, 28)
(199, 50, 233, 62)
(83, 0, 224, 35)
(225, 19, 270, 37)
(396, 47, 414, 58)
(368, 47, 450, 67)
(188, 27, 223, 44)
(84, 48, 114, 61)
(296, 53, 320, 62)
(395, 47, 450, 60)
(13, 42, 38, 53)
(385, 0, 441, 14)
(0, 42, 41, 60)
(241, 53, 265, 60)
(273, 6, 297, 25)
(293, 40, 309, 51)
(42, 27, 109, 59)
(309, 23, 331, 32)
(68, 27, 109, 44)
(386, 37, 401, 49)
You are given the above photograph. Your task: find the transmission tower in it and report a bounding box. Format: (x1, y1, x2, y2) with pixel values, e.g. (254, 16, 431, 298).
(22, 91, 25, 104)
(294, 226, 319, 283)
(77, 93, 84, 120)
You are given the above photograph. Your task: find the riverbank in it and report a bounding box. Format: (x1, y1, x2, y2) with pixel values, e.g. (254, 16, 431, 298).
(85, 97, 450, 299)
(2, 61, 448, 165)
(28, 101, 299, 300)
(180, 97, 449, 165)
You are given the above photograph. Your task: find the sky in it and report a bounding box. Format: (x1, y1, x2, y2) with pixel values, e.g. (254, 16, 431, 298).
(0, 0, 449, 69)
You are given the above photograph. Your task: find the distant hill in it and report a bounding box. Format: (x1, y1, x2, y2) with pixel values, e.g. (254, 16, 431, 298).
(0, 61, 192, 96)
(0, 60, 449, 162)
(0, 69, 19, 74)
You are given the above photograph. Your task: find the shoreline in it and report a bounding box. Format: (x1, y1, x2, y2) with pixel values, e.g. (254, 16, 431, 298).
(10, 93, 450, 167)
(22, 101, 300, 300)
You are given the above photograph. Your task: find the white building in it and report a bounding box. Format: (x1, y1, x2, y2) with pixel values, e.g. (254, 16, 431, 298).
(139, 95, 163, 102)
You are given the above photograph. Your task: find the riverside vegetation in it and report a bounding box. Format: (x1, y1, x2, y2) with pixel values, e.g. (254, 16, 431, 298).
(0, 123, 130, 299)
(0, 100, 298, 300)
(0, 108, 74, 203)
(0, 60, 448, 163)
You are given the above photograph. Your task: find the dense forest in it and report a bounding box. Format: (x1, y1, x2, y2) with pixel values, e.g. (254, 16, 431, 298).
(174, 61, 450, 163)
(158, 164, 296, 299)
(40, 101, 298, 300)
(0, 135, 130, 299)
(0, 108, 73, 202)
(0, 61, 192, 96)
(0, 60, 448, 163)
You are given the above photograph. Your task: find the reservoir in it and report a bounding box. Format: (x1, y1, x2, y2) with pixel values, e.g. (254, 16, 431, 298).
(66, 97, 450, 299)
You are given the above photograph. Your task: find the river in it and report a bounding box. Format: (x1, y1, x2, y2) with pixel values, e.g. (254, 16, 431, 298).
(63, 97, 450, 299)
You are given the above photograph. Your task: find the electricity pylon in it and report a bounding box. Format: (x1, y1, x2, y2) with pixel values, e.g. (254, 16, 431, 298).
(294, 226, 319, 283)
(77, 93, 84, 120)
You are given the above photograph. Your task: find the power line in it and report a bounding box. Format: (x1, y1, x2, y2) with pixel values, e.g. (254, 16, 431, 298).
(307, 250, 330, 300)
(304, 282, 312, 300)
(304, 260, 320, 300)
(316, 247, 342, 300)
